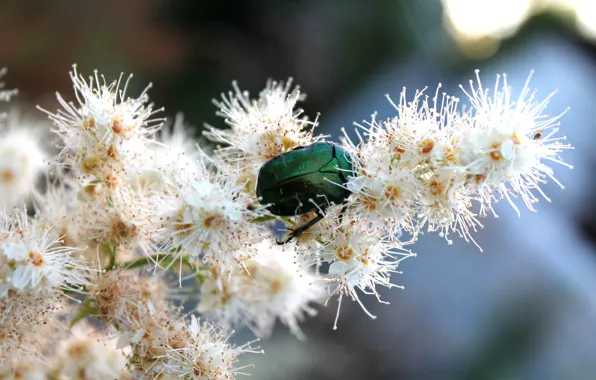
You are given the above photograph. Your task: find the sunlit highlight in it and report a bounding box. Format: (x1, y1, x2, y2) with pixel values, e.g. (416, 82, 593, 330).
(443, 0, 596, 57)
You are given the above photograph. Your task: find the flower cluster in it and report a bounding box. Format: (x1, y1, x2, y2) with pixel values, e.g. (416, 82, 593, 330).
(297, 208, 416, 328)
(205, 79, 323, 192)
(24, 66, 268, 377)
(124, 306, 259, 379)
(0, 321, 132, 379)
(0, 70, 46, 207)
(40, 67, 162, 182)
(0, 65, 571, 378)
(342, 71, 571, 248)
(0, 206, 89, 358)
(87, 268, 260, 378)
(53, 325, 130, 380)
(198, 239, 326, 339)
(145, 157, 266, 273)
(201, 70, 571, 325)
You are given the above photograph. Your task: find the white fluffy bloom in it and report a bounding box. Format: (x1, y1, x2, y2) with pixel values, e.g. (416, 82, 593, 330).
(80, 187, 148, 250)
(0, 113, 47, 207)
(458, 70, 572, 215)
(119, 303, 259, 378)
(416, 170, 483, 247)
(0, 207, 88, 295)
(0, 291, 64, 359)
(54, 325, 129, 380)
(0, 353, 48, 380)
(208, 78, 318, 160)
(0, 208, 90, 358)
(299, 207, 415, 329)
(198, 239, 325, 339)
(343, 118, 419, 234)
(160, 315, 260, 379)
(340, 71, 571, 248)
(90, 269, 168, 325)
(33, 178, 83, 249)
(34, 178, 144, 266)
(129, 113, 202, 192)
(147, 158, 265, 272)
(342, 86, 476, 242)
(39, 65, 164, 180)
(205, 79, 322, 191)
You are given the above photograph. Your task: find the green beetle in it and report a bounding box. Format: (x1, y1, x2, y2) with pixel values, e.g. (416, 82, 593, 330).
(256, 141, 353, 243)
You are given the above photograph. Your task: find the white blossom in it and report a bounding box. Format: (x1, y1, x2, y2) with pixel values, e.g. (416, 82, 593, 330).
(55, 325, 129, 380)
(205, 78, 323, 191)
(458, 70, 573, 215)
(341, 85, 467, 238)
(299, 207, 415, 329)
(0, 206, 88, 295)
(90, 269, 168, 325)
(416, 170, 483, 247)
(38, 65, 164, 181)
(129, 113, 202, 193)
(340, 71, 571, 248)
(0, 291, 64, 359)
(198, 239, 325, 339)
(0, 207, 90, 357)
(342, 118, 420, 234)
(0, 113, 47, 207)
(33, 177, 83, 249)
(160, 315, 260, 379)
(146, 156, 266, 273)
(119, 303, 259, 378)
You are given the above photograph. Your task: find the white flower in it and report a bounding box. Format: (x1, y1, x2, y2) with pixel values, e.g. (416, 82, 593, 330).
(161, 315, 261, 380)
(0, 353, 47, 380)
(299, 207, 415, 329)
(129, 113, 202, 192)
(55, 325, 129, 380)
(416, 170, 483, 248)
(205, 78, 323, 190)
(380, 84, 462, 167)
(90, 269, 168, 324)
(0, 277, 68, 361)
(458, 70, 572, 215)
(34, 177, 146, 266)
(198, 239, 326, 339)
(120, 303, 259, 378)
(80, 188, 146, 249)
(147, 159, 265, 272)
(121, 302, 187, 374)
(342, 118, 419, 234)
(342, 86, 474, 241)
(33, 177, 83, 248)
(0, 207, 89, 294)
(38, 65, 164, 179)
(340, 71, 571, 248)
(0, 208, 88, 355)
(0, 113, 47, 207)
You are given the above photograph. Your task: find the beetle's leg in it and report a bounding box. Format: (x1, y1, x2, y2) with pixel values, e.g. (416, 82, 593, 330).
(338, 202, 349, 224)
(277, 212, 325, 245)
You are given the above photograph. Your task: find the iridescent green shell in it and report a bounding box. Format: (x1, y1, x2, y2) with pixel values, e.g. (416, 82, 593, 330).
(256, 142, 353, 216)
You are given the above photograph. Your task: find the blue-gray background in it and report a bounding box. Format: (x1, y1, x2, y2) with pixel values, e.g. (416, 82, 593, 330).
(3, 1, 596, 379)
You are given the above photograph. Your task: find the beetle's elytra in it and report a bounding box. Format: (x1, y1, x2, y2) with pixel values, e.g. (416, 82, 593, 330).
(256, 141, 353, 217)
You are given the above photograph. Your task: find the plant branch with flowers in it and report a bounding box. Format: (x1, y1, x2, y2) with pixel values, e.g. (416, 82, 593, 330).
(0, 65, 571, 378)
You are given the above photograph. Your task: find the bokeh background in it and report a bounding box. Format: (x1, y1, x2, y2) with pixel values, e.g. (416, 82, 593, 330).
(3, 1, 596, 379)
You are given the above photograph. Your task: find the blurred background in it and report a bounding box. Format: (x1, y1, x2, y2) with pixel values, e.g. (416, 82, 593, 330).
(2, 0, 596, 379)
